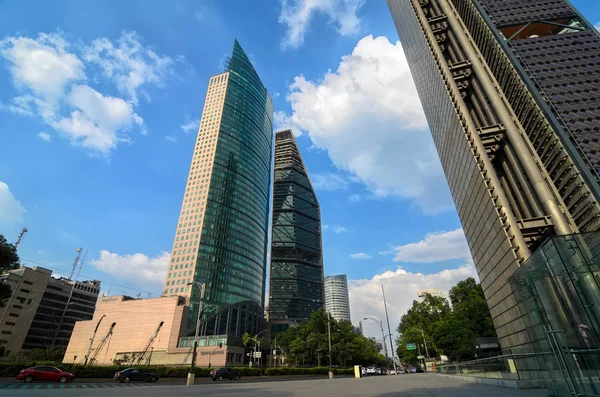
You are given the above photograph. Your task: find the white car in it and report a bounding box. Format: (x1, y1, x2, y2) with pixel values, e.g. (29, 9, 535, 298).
(366, 366, 377, 375)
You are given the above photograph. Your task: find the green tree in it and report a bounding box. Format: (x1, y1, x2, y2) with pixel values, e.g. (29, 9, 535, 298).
(431, 314, 476, 361)
(450, 278, 496, 338)
(0, 235, 20, 307)
(276, 309, 386, 367)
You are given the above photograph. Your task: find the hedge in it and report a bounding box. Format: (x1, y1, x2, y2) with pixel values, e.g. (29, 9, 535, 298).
(264, 367, 353, 376)
(0, 363, 349, 378)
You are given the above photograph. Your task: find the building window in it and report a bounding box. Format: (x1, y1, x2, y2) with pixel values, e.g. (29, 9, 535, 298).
(8, 313, 18, 318)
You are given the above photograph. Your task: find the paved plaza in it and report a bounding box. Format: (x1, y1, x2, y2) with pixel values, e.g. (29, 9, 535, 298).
(0, 374, 550, 397)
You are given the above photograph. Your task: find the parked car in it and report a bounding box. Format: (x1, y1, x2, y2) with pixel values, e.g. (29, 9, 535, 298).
(17, 366, 75, 383)
(408, 367, 417, 373)
(397, 367, 406, 374)
(113, 368, 159, 383)
(210, 367, 241, 381)
(416, 366, 425, 373)
(365, 365, 377, 375)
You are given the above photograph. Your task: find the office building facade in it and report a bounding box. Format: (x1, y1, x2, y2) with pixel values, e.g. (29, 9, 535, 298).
(324, 275, 351, 323)
(269, 130, 324, 335)
(387, 0, 600, 355)
(0, 266, 100, 356)
(163, 40, 273, 335)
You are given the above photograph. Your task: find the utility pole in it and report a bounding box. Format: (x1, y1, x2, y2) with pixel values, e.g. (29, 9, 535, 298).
(327, 311, 333, 379)
(382, 284, 398, 374)
(187, 282, 205, 386)
(14, 227, 28, 249)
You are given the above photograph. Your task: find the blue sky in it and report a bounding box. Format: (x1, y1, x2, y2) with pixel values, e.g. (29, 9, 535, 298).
(0, 0, 598, 338)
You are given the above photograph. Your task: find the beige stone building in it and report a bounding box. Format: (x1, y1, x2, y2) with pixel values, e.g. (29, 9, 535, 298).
(63, 295, 245, 367)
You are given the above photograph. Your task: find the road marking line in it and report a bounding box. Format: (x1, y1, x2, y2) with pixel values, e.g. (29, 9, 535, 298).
(101, 384, 109, 388)
(91, 385, 98, 388)
(7, 385, 17, 389)
(47, 385, 53, 389)
(21, 385, 30, 389)
(81, 385, 88, 388)
(34, 385, 41, 389)
(59, 385, 65, 388)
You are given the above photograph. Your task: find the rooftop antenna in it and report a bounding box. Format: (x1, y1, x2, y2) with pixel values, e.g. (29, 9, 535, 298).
(69, 248, 83, 280)
(14, 228, 28, 249)
(75, 250, 88, 281)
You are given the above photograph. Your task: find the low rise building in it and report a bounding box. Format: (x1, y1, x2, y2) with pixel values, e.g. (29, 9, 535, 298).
(63, 295, 260, 367)
(0, 266, 100, 356)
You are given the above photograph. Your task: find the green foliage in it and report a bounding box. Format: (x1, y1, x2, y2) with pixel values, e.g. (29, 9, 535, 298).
(0, 363, 346, 378)
(276, 309, 386, 367)
(0, 234, 20, 308)
(396, 278, 497, 363)
(264, 367, 353, 376)
(8, 347, 67, 362)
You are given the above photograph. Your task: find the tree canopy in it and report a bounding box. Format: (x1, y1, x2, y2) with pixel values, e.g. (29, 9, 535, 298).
(276, 309, 387, 367)
(0, 234, 20, 307)
(396, 278, 496, 363)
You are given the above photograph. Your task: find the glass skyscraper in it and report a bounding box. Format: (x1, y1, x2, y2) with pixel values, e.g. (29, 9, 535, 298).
(387, 0, 600, 358)
(324, 275, 351, 323)
(164, 40, 273, 334)
(268, 130, 324, 335)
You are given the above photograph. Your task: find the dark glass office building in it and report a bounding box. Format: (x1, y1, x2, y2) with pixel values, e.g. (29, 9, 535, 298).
(268, 130, 325, 336)
(387, 1, 600, 389)
(164, 40, 273, 335)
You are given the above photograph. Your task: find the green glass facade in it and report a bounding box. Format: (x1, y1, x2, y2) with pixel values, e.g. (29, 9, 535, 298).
(269, 130, 324, 336)
(190, 40, 273, 331)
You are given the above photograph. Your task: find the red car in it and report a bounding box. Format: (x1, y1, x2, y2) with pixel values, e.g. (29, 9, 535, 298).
(16, 366, 75, 383)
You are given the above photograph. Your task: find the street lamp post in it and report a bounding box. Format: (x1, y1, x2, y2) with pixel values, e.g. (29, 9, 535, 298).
(186, 281, 205, 386)
(382, 285, 398, 375)
(84, 314, 106, 365)
(327, 311, 333, 379)
(363, 317, 388, 362)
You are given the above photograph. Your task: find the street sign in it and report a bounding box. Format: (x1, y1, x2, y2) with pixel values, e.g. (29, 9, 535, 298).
(417, 355, 424, 359)
(406, 343, 417, 351)
(253, 352, 262, 358)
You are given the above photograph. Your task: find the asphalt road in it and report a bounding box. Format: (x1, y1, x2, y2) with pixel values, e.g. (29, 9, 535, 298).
(0, 373, 550, 397)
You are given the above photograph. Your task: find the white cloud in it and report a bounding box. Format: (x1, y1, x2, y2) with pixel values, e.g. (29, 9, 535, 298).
(0, 31, 173, 155)
(83, 31, 174, 105)
(311, 172, 349, 191)
(0, 33, 84, 101)
(280, 35, 453, 214)
(333, 226, 347, 234)
(37, 132, 51, 142)
(393, 229, 471, 263)
(348, 193, 361, 203)
(273, 110, 301, 136)
(181, 119, 199, 134)
(378, 250, 393, 256)
(322, 224, 330, 231)
(279, 0, 365, 49)
(165, 135, 178, 143)
(595, 21, 600, 31)
(52, 85, 143, 152)
(91, 250, 170, 286)
(0, 181, 26, 227)
(350, 264, 477, 339)
(350, 252, 371, 260)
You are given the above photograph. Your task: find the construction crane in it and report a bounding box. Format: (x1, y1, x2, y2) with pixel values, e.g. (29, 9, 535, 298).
(135, 321, 164, 366)
(14, 228, 28, 249)
(89, 322, 116, 365)
(68, 248, 83, 280)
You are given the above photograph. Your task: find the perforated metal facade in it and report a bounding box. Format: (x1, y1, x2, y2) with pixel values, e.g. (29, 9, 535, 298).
(387, 0, 600, 353)
(268, 130, 324, 335)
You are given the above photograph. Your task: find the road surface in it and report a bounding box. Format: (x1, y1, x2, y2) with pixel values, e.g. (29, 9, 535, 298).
(0, 373, 550, 397)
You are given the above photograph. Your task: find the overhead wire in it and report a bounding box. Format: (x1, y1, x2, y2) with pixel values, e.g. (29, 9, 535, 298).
(20, 257, 161, 298)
